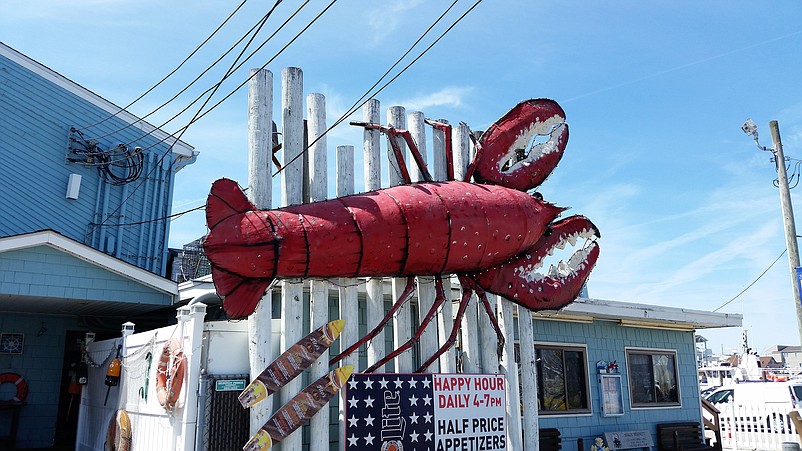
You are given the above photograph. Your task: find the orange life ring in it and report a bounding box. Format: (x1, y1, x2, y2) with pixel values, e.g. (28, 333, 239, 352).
(105, 409, 132, 451)
(156, 338, 185, 411)
(0, 372, 28, 402)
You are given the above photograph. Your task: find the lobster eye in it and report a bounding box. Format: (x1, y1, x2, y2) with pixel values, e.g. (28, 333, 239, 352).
(544, 226, 553, 237)
(531, 192, 543, 201)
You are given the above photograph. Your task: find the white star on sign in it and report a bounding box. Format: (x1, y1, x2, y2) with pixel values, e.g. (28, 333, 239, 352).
(365, 414, 375, 426)
(364, 433, 375, 445)
(422, 378, 431, 389)
(379, 377, 389, 389)
(409, 394, 419, 406)
(348, 397, 359, 408)
(348, 378, 359, 390)
(424, 430, 433, 441)
(348, 416, 358, 427)
(408, 378, 418, 388)
(410, 412, 419, 424)
(424, 412, 433, 423)
(348, 435, 358, 446)
(365, 395, 375, 408)
(423, 394, 432, 405)
(410, 431, 420, 442)
(394, 378, 404, 388)
(363, 378, 374, 389)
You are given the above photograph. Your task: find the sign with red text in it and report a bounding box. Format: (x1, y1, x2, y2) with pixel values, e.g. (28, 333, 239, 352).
(345, 373, 507, 451)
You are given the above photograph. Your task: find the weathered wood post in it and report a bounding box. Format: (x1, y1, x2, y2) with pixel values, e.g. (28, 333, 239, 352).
(500, 299, 523, 448)
(336, 143, 356, 451)
(518, 305, 539, 449)
(279, 66, 304, 451)
(408, 110, 439, 372)
(453, 122, 481, 373)
(431, 119, 455, 373)
(246, 67, 274, 435)
(363, 100, 387, 371)
(306, 92, 330, 451)
(387, 105, 413, 373)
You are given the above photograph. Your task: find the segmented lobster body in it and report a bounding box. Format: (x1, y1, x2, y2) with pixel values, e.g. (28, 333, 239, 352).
(205, 180, 563, 279)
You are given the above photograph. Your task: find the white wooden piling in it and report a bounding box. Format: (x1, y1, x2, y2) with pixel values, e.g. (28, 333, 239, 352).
(409, 111, 439, 373)
(453, 123, 481, 373)
(246, 68, 273, 435)
(279, 66, 304, 451)
(431, 119, 455, 373)
(306, 92, 330, 451)
(499, 299, 523, 449)
(363, 100, 387, 372)
(387, 105, 413, 373)
(336, 144, 357, 451)
(518, 306, 540, 450)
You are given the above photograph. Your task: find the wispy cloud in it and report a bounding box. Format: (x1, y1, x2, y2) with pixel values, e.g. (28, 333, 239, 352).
(392, 86, 474, 111)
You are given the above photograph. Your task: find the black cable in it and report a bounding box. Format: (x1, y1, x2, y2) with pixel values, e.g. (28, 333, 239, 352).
(94, 0, 317, 232)
(713, 249, 787, 312)
(126, 0, 308, 150)
(86, 0, 282, 142)
(79, 0, 253, 132)
(276, 0, 483, 177)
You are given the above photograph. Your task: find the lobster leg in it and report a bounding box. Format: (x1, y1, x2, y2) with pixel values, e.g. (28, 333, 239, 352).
(365, 277, 449, 373)
(329, 276, 416, 366)
(417, 277, 474, 371)
(473, 280, 506, 362)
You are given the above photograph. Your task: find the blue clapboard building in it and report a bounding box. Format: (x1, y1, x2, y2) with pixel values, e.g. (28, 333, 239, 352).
(0, 42, 196, 448)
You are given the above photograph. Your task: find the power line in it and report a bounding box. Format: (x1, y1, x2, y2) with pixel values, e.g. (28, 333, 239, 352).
(713, 249, 787, 312)
(276, 0, 484, 177)
(79, 0, 253, 132)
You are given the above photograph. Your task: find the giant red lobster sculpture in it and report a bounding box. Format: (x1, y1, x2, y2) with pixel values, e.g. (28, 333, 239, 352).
(203, 98, 600, 372)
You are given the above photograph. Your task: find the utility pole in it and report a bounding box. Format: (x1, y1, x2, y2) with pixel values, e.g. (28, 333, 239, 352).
(768, 121, 802, 347)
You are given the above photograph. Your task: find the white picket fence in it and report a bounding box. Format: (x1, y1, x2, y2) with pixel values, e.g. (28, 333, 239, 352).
(706, 402, 802, 451)
(243, 67, 539, 451)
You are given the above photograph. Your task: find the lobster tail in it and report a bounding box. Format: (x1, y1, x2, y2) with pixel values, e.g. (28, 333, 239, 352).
(212, 267, 274, 319)
(206, 178, 256, 228)
(470, 215, 600, 311)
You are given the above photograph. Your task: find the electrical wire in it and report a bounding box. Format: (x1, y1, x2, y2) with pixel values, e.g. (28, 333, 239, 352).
(275, 0, 484, 178)
(86, 0, 286, 142)
(713, 249, 786, 312)
(78, 0, 253, 132)
(94, 0, 481, 232)
(93, 0, 320, 232)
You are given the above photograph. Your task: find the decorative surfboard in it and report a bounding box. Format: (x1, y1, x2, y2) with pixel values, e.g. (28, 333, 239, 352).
(238, 319, 345, 408)
(243, 366, 354, 451)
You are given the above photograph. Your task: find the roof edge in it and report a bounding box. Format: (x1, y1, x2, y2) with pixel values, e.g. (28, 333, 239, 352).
(0, 42, 195, 158)
(0, 230, 178, 296)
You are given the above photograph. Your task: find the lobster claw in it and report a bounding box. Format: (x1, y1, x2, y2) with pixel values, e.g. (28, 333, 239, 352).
(469, 215, 600, 311)
(471, 99, 568, 192)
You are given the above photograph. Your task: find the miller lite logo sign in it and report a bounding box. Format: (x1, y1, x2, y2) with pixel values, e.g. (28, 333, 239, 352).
(345, 373, 507, 450)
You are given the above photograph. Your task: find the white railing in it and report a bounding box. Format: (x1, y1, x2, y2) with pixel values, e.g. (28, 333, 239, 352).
(706, 402, 802, 450)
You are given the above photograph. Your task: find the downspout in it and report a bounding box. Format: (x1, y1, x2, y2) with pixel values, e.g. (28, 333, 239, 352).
(91, 176, 104, 247)
(99, 176, 111, 252)
(145, 153, 161, 272)
(149, 158, 168, 273)
(137, 152, 153, 268)
(115, 183, 129, 261)
(158, 151, 198, 276)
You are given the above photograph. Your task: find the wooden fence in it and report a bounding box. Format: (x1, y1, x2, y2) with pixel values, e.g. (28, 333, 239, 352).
(246, 67, 540, 451)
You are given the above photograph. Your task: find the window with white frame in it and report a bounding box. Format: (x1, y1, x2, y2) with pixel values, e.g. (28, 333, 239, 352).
(626, 348, 680, 407)
(535, 344, 590, 414)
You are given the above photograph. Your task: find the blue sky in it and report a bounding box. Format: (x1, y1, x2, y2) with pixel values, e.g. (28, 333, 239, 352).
(4, 1, 802, 356)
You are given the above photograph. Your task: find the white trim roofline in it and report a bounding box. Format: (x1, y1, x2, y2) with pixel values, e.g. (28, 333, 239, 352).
(0, 230, 178, 296)
(0, 42, 195, 158)
(538, 296, 742, 330)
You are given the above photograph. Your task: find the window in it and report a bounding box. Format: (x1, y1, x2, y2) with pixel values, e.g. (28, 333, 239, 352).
(626, 348, 679, 407)
(535, 344, 590, 414)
